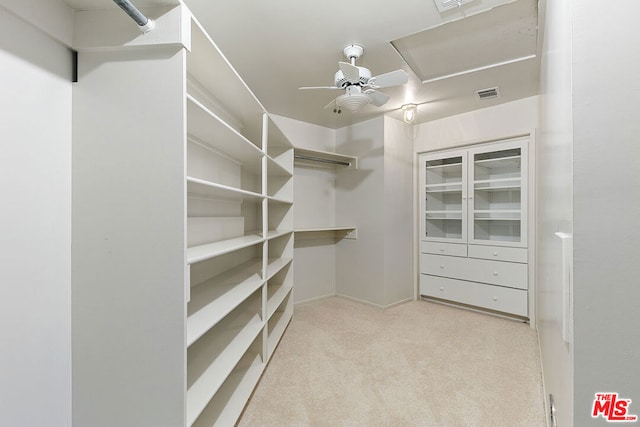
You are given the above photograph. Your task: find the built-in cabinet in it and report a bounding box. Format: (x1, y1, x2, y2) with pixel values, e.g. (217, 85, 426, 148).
(419, 137, 530, 318)
(185, 18, 294, 426)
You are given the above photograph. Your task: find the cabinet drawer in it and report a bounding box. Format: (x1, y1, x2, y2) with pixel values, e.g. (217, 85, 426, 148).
(468, 245, 527, 263)
(420, 254, 527, 290)
(420, 241, 467, 257)
(420, 274, 528, 317)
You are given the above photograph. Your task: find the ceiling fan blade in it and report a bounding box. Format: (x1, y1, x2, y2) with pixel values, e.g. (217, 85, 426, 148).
(365, 89, 390, 107)
(367, 69, 409, 88)
(339, 61, 360, 84)
(299, 86, 341, 90)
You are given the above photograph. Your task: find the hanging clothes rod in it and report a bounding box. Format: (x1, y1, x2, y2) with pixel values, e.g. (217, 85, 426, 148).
(112, 0, 155, 32)
(294, 154, 351, 167)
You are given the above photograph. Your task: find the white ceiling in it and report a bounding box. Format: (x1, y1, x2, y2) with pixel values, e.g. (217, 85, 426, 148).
(64, 0, 540, 129)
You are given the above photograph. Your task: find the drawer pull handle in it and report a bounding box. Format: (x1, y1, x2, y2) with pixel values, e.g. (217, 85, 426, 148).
(439, 286, 444, 291)
(492, 271, 498, 276)
(492, 296, 498, 301)
(493, 251, 498, 256)
(440, 265, 445, 269)
(440, 248, 445, 252)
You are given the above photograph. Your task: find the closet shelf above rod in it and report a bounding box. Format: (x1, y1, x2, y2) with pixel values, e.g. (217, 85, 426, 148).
(294, 154, 350, 167)
(293, 148, 358, 170)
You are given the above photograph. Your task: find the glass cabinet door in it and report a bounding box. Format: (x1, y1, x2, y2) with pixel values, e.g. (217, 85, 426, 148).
(468, 139, 527, 247)
(420, 151, 467, 243)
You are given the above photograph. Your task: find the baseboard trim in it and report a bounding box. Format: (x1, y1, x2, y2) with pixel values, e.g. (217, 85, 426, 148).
(294, 293, 336, 306)
(420, 295, 529, 323)
(335, 293, 414, 310)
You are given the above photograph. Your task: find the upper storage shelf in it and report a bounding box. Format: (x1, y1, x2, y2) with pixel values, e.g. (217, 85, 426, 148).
(187, 20, 265, 141)
(186, 95, 264, 165)
(294, 148, 358, 170)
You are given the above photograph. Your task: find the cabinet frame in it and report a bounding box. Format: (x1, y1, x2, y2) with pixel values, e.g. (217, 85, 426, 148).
(468, 138, 528, 248)
(419, 148, 468, 244)
(417, 135, 533, 320)
(419, 137, 528, 248)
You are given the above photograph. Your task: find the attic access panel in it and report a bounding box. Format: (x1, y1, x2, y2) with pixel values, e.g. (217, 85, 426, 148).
(391, 0, 537, 83)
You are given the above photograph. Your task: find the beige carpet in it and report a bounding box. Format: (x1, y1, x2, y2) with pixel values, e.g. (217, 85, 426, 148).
(238, 297, 546, 427)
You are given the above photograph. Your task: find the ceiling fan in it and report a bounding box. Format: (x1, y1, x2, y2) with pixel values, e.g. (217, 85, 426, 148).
(299, 44, 409, 113)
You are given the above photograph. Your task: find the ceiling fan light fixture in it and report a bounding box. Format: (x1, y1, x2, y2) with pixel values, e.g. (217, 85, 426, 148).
(337, 93, 370, 112)
(402, 104, 417, 123)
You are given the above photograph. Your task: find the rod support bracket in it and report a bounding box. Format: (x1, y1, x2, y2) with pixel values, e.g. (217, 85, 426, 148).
(139, 19, 155, 33)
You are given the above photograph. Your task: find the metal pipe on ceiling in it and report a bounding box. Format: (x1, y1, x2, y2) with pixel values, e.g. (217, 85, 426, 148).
(112, 0, 155, 32)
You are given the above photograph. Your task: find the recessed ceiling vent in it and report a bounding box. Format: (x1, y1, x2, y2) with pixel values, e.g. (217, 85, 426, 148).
(476, 87, 500, 100)
(433, 0, 477, 13)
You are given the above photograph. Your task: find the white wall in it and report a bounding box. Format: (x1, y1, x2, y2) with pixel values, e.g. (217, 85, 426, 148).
(334, 116, 413, 307)
(414, 97, 538, 152)
(539, 3, 640, 425)
(383, 117, 414, 305)
(335, 117, 387, 305)
(0, 5, 73, 426)
(536, 0, 574, 425)
(571, 2, 640, 424)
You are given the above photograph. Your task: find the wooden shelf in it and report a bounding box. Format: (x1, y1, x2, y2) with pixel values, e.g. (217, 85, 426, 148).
(474, 177, 521, 189)
(191, 350, 264, 427)
(267, 283, 293, 320)
(266, 257, 293, 281)
(473, 209, 521, 221)
(294, 226, 356, 233)
(186, 309, 263, 427)
(267, 195, 293, 205)
(187, 177, 264, 201)
(267, 155, 293, 177)
(188, 21, 264, 132)
(187, 259, 264, 347)
(474, 154, 521, 169)
(425, 161, 463, 170)
(267, 294, 293, 359)
(188, 234, 263, 265)
(266, 116, 294, 172)
(266, 229, 292, 240)
(294, 147, 357, 170)
(186, 95, 263, 166)
(424, 181, 462, 192)
(425, 211, 462, 220)
(425, 186, 463, 194)
(294, 226, 357, 240)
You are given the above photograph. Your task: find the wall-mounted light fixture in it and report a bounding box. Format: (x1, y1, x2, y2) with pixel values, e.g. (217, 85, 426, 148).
(402, 104, 417, 124)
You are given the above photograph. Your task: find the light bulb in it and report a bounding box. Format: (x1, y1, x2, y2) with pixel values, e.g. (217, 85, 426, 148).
(402, 104, 417, 124)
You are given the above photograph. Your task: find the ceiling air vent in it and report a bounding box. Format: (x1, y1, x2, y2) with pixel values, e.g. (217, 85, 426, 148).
(476, 87, 500, 100)
(433, 0, 477, 13)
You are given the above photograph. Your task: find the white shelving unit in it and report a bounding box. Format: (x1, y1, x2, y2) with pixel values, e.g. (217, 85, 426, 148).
(70, 5, 293, 426)
(418, 137, 531, 318)
(185, 15, 294, 427)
